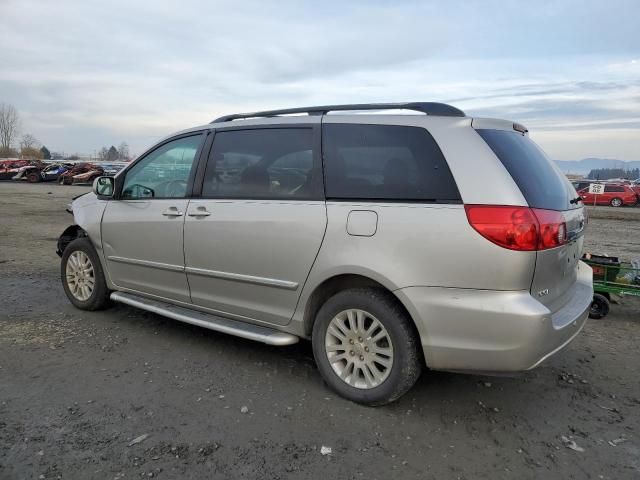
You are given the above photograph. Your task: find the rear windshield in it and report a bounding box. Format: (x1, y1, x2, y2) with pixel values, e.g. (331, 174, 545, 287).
(477, 129, 578, 211)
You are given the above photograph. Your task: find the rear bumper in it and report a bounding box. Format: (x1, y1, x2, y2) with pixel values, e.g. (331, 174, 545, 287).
(395, 261, 593, 372)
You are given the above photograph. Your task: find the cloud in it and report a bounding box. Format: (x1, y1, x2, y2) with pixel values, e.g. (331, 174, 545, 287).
(0, 0, 639, 159)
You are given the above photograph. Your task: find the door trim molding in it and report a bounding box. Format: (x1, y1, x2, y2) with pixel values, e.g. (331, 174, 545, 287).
(107, 255, 299, 290)
(107, 255, 185, 272)
(185, 266, 299, 290)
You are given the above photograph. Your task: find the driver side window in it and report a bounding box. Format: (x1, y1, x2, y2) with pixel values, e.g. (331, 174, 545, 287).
(122, 135, 202, 199)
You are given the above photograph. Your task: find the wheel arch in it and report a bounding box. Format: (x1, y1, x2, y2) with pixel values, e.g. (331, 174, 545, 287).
(56, 225, 88, 257)
(301, 273, 421, 343)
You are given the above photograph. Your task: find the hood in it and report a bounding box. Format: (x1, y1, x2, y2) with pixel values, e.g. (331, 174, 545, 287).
(67, 191, 97, 213)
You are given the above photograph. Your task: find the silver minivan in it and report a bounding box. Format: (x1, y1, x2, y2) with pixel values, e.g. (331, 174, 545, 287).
(58, 102, 593, 405)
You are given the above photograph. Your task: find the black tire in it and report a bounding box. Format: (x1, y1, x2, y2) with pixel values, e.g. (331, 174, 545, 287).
(312, 288, 422, 406)
(61, 237, 111, 311)
(589, 293, 610, 319)
(610, 197, 623, 207)
(27, 172, 40, 183)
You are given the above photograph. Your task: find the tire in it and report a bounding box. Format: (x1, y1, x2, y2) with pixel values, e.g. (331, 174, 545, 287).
(58, 176, 66, 185)
(589, 293, 610, 319)
(61, 237, 111, 311)
(312, 288, 422, 406)
(27, 172, 40, 183)
(610, 197, 623, 207)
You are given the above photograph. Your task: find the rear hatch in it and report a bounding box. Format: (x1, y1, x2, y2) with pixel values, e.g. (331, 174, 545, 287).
(475, 127, 585, 312)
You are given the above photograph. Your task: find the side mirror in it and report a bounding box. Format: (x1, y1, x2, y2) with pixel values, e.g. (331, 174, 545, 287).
(93, 176, 114, 198)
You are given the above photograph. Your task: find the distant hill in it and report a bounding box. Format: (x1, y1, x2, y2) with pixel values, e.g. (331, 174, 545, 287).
(555, 158, 640, 176)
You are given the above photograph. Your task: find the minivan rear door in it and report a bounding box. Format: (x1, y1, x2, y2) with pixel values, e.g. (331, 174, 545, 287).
(475, 126, 585, 312)
(184, 122, 327, 326)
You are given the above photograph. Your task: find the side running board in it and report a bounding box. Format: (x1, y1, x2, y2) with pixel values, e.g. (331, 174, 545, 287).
(110, 292, 299, 346)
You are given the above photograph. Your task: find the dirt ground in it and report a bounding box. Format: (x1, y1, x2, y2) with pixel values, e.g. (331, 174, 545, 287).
(1, 182, 639, 480)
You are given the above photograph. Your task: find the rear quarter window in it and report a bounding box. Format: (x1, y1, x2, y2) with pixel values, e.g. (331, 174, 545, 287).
(477, 129, 577, 211)
(322, 124, 460, 202)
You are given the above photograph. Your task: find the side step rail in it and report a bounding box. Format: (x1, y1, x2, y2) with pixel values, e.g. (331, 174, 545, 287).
(110, 292, 299, 346)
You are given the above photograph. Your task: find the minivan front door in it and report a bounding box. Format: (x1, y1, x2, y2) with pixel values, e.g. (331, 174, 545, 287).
(184, 125, 326, 326)
(101, 134, 204, 303)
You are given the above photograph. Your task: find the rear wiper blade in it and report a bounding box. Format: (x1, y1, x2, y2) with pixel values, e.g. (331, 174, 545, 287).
(570, 196, 583, 205)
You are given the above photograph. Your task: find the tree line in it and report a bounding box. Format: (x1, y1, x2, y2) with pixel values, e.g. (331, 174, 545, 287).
(587, 168, 640, 180)
(97, 143, 129, 162)
(0, 101, 130, 161)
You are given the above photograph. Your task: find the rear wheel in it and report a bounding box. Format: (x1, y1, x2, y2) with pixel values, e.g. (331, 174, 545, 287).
(61, 238, 111, 310)
(610, 197, 623, 207)
(589, 293, 610, 319)
(27, 172, 40, 183)
(312, 288, 422, 405)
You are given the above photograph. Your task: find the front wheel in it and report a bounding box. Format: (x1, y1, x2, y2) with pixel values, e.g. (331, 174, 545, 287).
(589, 293, 610, 319)
(61, 237, 111, 310)
(312, 288, 422, 406)
(610, 197, 623, 207)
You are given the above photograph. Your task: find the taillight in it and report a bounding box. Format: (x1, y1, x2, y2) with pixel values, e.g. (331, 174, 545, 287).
(464, 205, 538, 251)
(532, 208, 567, 249)
(465, 205, 567, 251)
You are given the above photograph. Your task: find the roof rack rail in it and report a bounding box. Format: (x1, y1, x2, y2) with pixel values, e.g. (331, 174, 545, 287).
(211, 102, 465, 123)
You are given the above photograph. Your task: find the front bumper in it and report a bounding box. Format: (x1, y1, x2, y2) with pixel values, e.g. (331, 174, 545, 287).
(395, 261, 593, 372)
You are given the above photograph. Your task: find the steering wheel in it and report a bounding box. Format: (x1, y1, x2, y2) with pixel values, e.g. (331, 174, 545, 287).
(156, 179, 188, 197)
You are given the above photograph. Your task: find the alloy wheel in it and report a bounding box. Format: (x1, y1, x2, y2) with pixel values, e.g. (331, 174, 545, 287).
(325, 309, 394, 389)
(65, 251, 95, 301)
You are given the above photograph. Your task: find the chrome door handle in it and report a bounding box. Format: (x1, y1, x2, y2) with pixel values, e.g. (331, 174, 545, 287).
(187, 210, 211, 217)
(188, 207, 211, 217)
(162, 207, 183, 217)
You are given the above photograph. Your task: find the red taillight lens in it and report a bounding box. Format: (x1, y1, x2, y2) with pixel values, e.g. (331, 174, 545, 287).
(464, 205, 538, 251)
(532, 208, 567, 249)
(465, 205, 568, 251)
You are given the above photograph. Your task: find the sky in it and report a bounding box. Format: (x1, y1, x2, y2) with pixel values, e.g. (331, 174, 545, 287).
(0, 0, 639, 160)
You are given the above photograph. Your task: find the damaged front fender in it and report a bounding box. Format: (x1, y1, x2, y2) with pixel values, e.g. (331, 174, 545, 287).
(56, 225, 88, 257)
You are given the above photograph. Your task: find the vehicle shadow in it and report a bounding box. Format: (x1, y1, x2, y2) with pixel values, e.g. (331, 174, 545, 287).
(102, 302, 554, 413)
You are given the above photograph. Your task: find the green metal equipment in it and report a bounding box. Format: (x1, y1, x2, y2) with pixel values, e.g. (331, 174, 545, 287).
(582, 255, 640, 319)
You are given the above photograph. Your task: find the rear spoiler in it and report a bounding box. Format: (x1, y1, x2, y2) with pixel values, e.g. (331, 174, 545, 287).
(471, 117, 529, 135)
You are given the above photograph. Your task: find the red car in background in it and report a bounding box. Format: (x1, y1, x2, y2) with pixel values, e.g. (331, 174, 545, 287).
(58, 162, 104, 185)
(0, 159, 31, 180)
(579, 183, 639, 207)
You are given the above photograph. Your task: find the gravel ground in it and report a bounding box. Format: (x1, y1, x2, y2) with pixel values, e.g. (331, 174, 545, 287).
(583, 206, 640, 261)
(1, 182, 639, 480)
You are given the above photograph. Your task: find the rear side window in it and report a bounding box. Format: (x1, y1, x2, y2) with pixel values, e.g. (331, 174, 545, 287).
(477, 129, 577, 211)
(572, 181, 590, 192)
(604, 185, 625, 193)
(322, 124, 460, 202)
